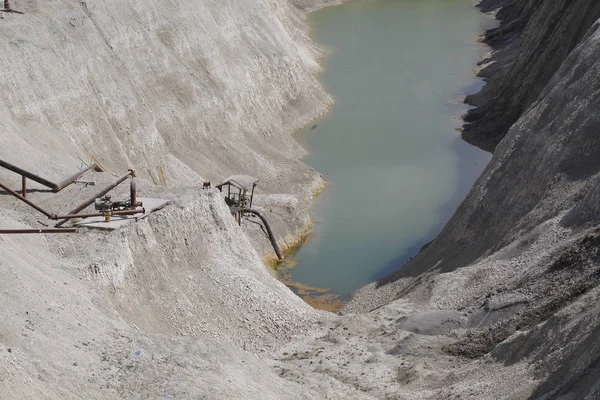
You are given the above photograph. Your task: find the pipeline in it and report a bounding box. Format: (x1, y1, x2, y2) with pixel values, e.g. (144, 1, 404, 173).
(54, 164, 102, 192)
(130, 179, 137, 209)
(0, 170, 140, 228)
(240, 208, 283, 260)
(55, 170, 135, 227)
(54, 208, 145, 220)
(0, 158, 102, 192)
(0, 178, 144, 222)
(0, 228, 78, 234)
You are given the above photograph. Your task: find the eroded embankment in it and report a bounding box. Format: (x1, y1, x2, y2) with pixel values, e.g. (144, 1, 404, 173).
(371, 0, 600, 288)
(0, 182, 335, 398)
(0, 0, 337, 397)
(0, 0, 332, 229)
(463, 0, 600, 152)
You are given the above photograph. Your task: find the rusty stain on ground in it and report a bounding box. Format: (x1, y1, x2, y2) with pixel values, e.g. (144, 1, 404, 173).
(270, 231, 346, 313)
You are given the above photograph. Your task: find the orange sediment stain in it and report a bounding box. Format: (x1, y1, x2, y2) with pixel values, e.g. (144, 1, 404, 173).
(267, 230, 346, 313)
(264, 177, 345, 312)
(303, 293, 345, 313)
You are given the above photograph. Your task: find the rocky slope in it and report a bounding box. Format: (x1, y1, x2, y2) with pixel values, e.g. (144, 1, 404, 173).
(0, 0, 336, 398)
(462, 0, 600, 152)
(0, 0, 333, 302)
(0, 181, 334, 399)
(0, 0, 331, 208)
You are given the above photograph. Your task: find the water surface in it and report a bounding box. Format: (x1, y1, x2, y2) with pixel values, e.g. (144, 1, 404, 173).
(280, 0, 496, 307)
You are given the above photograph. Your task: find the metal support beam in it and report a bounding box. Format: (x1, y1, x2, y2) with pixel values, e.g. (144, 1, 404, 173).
(54, 208, 144, 220)
(0, 158, 101, 192)
(0, 181, 56, 219)
(0, 159, 55, 189)
(130, 179, 137, 209)
(54, 165, 101, 192)
(0, 228, 78, 234)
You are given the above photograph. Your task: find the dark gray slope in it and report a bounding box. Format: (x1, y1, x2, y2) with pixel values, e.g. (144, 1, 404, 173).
(463, 0, 600, 152)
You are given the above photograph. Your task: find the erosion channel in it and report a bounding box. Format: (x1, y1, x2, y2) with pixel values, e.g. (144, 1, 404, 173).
(278, 0, 496, 309)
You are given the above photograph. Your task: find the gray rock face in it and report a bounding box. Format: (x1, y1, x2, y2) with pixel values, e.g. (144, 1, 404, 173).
(463, 0, 600, 152)
(6, 0, 600, 398)
(0, 0, 331, 199)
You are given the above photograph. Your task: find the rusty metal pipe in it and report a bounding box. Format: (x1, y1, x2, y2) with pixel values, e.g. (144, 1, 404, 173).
(54, 208, 144, 220)
(0, 159, 56, 189)
(55, 170, 135, 226)
(130, 179, 137, 209)
(53, 162, 102, 192)
(0, 228, 78, 234)
(0, 158, 100, 192)
(0, 181, 56, 219)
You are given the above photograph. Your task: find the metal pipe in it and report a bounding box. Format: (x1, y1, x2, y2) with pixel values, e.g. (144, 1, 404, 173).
(0, 158, 100, 192)
(54, 208, 144, 220)
(0, 159, 56, 189)
(0, 228, 78, 234)
(22, 176, 26, 198)
(0, 176, 142, 222)
(130, 179, 137, 209)
(0, 181, 56, 219)
(55, 170, 135, 226)
(240, 208, 283, 260)
(53, 162, 101, 191)
(249, 184, 255, 209)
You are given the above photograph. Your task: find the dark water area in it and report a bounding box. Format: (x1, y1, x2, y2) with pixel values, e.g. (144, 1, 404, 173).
(278, 0, 497, 307)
